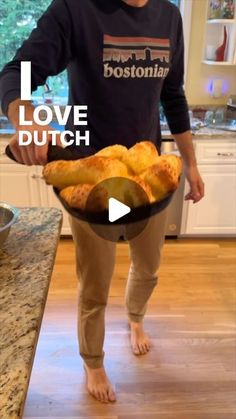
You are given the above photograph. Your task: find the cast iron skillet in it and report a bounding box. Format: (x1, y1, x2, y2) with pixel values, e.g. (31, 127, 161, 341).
(5, 143, 175, 224)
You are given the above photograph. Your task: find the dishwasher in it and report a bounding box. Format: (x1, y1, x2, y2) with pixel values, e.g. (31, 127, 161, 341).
(161, 138, 185, 237)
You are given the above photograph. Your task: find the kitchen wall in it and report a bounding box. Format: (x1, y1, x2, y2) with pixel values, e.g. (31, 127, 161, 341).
(185, 0, 236, 106)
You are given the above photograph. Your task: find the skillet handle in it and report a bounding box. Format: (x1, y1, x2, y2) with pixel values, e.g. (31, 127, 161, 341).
(5, 143, 84, 164)
(47, 144, 83, 162)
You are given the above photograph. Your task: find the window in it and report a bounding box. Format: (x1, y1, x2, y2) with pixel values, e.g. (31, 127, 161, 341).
(0, 0, 67, 104)
(0, 0, 184, 105)
(170, 0, 181, 5)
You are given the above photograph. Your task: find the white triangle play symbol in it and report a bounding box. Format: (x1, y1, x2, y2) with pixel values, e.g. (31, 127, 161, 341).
(108, 198, 131, 223)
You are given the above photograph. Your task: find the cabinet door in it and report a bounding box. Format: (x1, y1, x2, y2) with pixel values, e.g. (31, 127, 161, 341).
(181, 164, 236, 235)
(0, 163, 41, 207)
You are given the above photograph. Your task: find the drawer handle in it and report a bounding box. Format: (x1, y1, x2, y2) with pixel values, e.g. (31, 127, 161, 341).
(217, 152, 234, 157)
(31, 174, 43, 180)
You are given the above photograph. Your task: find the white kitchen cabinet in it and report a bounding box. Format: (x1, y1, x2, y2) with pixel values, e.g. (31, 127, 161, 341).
(0, 139, 71, 235)
(0, 163, 41, 207)
(182, 164, 236, 235)
(181, 138, 236, 236)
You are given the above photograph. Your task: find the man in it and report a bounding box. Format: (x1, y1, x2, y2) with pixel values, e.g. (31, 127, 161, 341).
(0, 0, 204, 404)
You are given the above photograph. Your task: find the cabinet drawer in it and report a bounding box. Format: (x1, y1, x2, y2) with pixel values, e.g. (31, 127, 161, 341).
(195, 141, 236, 164)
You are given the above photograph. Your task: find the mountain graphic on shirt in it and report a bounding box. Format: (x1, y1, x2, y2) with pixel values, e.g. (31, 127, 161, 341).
(103, 35, 170, 64)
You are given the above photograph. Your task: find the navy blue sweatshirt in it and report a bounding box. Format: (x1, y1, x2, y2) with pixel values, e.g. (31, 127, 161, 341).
(0, 0, 190, 155)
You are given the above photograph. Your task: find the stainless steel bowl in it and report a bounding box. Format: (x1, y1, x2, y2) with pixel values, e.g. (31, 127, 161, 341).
(0, 203, 19, 248)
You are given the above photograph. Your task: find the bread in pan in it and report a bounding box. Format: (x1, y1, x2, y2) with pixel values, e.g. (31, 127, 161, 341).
(60, 184, 108, 212)
(43, 155, 129, 189)
(121, 141, 159, 175)
(141, 155, 182, 201)
(95, 144, 128, 159)
(43, 141, 182, 210)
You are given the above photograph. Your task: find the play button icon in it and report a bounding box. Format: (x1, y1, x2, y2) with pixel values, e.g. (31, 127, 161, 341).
(109, 198, 131, 222)
(85, 177, 151, 242)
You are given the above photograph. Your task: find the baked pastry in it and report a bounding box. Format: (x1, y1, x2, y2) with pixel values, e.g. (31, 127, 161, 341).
(128, 175, 155, 205)
(95, 144, 128, 159)
(60, 184, 108, 212)
(60, 184, 94, 210)
(141, 154, 182, 201)
(99, 176, 153, 208)
(121, 141, 159, 175)
(43, 155, 128, 189)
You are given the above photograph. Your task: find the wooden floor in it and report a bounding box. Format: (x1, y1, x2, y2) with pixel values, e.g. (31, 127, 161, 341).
(23, 238, 236, 419)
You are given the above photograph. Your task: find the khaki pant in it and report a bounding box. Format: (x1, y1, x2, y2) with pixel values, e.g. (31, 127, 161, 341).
(69, 209, 167, 368)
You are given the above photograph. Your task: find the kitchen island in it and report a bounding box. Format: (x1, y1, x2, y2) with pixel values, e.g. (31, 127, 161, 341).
(0, 207, 62, 419)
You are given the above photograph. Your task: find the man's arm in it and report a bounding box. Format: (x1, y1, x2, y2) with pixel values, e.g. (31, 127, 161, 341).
(0, 0, 72, 165)
(173, 131, 204, 203)
(160, 9, 204, 203)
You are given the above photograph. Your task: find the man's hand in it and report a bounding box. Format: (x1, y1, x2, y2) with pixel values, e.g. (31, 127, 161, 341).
(9, 125, 61, 166)
(172, 130, 204, 204)
(7, 98, 61, 166)
(184, 165, 204, 204)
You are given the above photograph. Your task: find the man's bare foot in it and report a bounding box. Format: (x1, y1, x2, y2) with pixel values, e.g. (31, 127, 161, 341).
(84, 363, 116, 403)
(129, 321, 151, 355)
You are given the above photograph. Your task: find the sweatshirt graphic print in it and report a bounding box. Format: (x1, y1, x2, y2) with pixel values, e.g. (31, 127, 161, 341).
(103, 35, 170, 79)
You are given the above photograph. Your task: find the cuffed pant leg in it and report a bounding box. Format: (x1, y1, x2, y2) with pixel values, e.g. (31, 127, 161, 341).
(69, 216, 117, 368)
(125, 209, 168, 323)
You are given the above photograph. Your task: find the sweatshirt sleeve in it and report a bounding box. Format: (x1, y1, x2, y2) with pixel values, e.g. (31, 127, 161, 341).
(160, 10, 190, 135)
(0, 0, 73, 115)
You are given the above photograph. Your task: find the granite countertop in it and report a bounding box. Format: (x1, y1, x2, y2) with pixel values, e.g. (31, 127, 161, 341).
(162, 126, 236, 139)
(193, 126, 236, 138)
(0, 208, 62, 419)
(1, 127, 235, 142)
